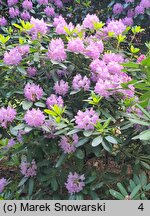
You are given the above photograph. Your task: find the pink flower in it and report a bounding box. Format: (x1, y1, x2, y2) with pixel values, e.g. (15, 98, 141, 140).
(65, 172, 85, 194)
(75, 108, 99, 130)
(27, 66, 37, 77)
(54, 80, 69, 96)
(44, 6, 55, 17)
(9, 7, 19, 18)
(90, 59, 109, 82)
(22, 0, 33, 10)
(20, 159, 37, 177)
(37, 0, 48, 5)
(53, 15, 67, 34)
(0, 178, 7, 193)
(104, 20, 126, 36)
(83, 14, 99, 30)
(72, 74, 90, 91)
(30, 17, 47, 39)
(0, 106, 16, 128)
(0, 17, 7, 26)
(47, 38, 67, 62)
(24, 83, 43, 102)
(21, 11, 31, 21)
(46, 94, 64, 109)
(122, 17, 133, 26)
(24, 108, 45, 127)
(113, 3, 124, 15)
(103, 53, 124, 64)
(137, 54, 146, 63)
(7, 0, 18, 7)
(94, 78, 114, 98)
(59, 134, 78, 154)
(135, 5, 145, 15)
(67, 38, 84, 53)
(84, 42, 100, 59)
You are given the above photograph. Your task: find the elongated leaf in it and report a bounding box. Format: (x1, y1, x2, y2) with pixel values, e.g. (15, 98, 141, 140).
(76, 138, 89, 147)
(105, 136, 118, 144)
(132, 130, 150, 140)
(67, 128, 81, 135)
(131, 185, 141, 199)
(55, 153, 66, 168)
(18, 177, 28, 187)
(92, 136, 103, 147)
(22, 101, 33, 110)
(109, 189, 124, 200)
(145, 183, 150, 191)
(117, 183, 128, 197)
(83, 130, 93, 137)
(35, 102, 46, 108)
(12, 123, 25, 131)
(102, 141, 112, 152)
(28, 178, 34, 196)
(75, 149, 85, 159)
(130, 119, 150, 126)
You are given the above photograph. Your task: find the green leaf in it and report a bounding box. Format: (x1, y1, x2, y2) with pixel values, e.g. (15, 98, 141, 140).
(18, 177, 28, 187)
(141, 161, 150, 170)
(76, 194, 84, 200)
(76, 138, 89, 147)
(102, 141, 112, 152)
(92, 136, 103, 147)
(131, 185, 141, 199)
(105, 136, 118, 144)
(145, 183, 150, 191)
(117, 183, 128, 197)
(17, 66, 26, 75)
(109, 189, 124, 200)
(28, 178, 34, 196)
(22, 101, 33, 110)
(130, 119, 150, 126)
(12, 123, 25, 131)
(136, 104, 150, 119)
(67, 128, 81, 135)
(51, 178, 58, 191)
(91, 182, 103, 191)
(34, 52, 39, 62)
(35, 102, 46, 108)
(122, 62, 139, 69)
(55, 153, 66, 168)
(83, 130, 93, 137)
(132, 130, 150, 141)
(75, 149, 85, 159)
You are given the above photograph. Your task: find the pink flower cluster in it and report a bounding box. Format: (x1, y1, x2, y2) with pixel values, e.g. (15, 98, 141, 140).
(59, 134, 78, 154)
(65, 172, 85, 194)
(4, 45, 29, 66)
(90, 53, 134, 98)
(72, 74, 90, 91)
(24, 108, 45, 127)
(67, 38, 84, 53)
(0, 106, 16, 128)
(30, 17, 48, 39)
(24, 83, 43, 102)
(112, 0, 150, 25)
(75, 108, 99, 130)
(0, 178, 7, 193)
(54, 80, 69, 96)
(47, 38, 67, 62)
(82, 14, 99, 30)
(46, 94, 64, 109)
(20, 159, 37, 177)
(27, 66, 37, 77)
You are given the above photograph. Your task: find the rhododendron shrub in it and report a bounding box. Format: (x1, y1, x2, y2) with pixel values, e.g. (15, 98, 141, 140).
(0, 14, 150, 200)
